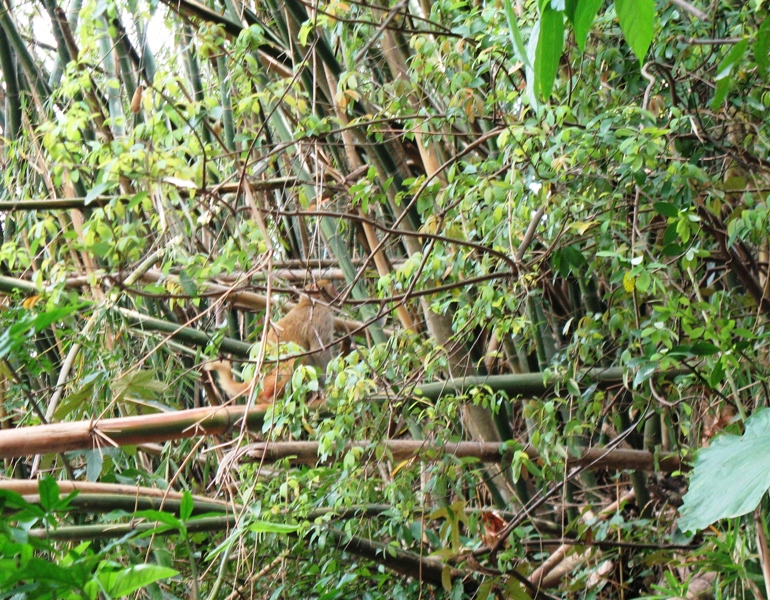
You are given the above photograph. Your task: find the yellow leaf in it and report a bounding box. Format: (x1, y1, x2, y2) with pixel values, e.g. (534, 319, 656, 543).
(22, 296, 41, 309)
(441, 566, 452, 592)
(569, 220, 597, 235)
(623, 271, 635, 293)
(391, 458, 413, 477)
(420, 214, 438, 235)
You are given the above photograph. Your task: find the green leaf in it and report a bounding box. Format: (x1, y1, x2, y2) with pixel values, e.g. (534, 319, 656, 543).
(53, 378, 96, 420)
(615, 0, 654, 65)
(570, 0, 602, 52)
(5, 557, 81, 587)
(179, 491, 193, 521)
(525, 20, 541, 112)
(112, 370, 167, 400)
(503, 0, 532, 70)
(679, 408, 770, 533)
(128, 191, 149, 210)
(248, 520, 302, 534)
(708, 360, 725, 387)
(662, 243, 683, 256)
(38, 477, 59, 511)
(632, 361, 657, 387)
(756, 16, 770, 78)
(667, 344, 692, 358)
(535, 6, 564, 99)
(715, 39, 750, 81)
(635, 270, 651, 292)
(690, 341, 719, 356)
(85, 450, 103, 482)
(85, 181, 110, 204)
(179, 270, 198, 296)
(564, 0, 576, 20)
(33, 304, 86, 333)
(653, 202, 678, 218)
(133, 509, 185, 531)
(0, 489, 38, 513)
(711, 39, 749, 110)
(99, 564, 178, 598)
(441, 565, 452, 592)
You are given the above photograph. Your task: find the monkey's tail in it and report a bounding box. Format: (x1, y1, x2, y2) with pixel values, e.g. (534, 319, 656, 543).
(204, 360, 253, 398)
(258, 358, 296, 402)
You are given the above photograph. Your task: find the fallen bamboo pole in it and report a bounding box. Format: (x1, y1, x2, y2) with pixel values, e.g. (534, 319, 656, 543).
(0, 480, 232, 516)
(243, 440, 681, 472)
(0, 406, 264, 459)
(0, 412, 681, 473)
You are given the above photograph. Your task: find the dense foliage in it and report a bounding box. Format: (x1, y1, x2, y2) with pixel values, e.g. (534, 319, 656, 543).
(0, 0, 768, 597)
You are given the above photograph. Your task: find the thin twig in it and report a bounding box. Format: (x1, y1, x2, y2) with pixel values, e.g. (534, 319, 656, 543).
(680, 36, 742, 45)
(669, 0, 708, 20)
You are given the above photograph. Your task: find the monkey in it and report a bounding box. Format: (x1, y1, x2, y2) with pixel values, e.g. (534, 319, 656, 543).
(204, 280, 337, 405)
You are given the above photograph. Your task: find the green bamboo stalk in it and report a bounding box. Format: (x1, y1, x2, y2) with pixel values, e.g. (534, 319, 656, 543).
(96, 19, 124, 136)
(1, 492, 230, 518)
(39, 0, 73, 69)
(0, 9, 52, 104)
(28, 515, 237, 541)
(0, 27, 20, 140)
(413, 367, 688, 399)
(215, 55, 235, 152)
(180, 24, 212, 147)
(131, 12, 157, 82)
(282, 0, 341, 78)
(0, 274, 36, 294)
(0, 275, 250, 360)
(119, 308, 251, 356)
(48, 0, 82, 87)
(108, 15, 138, 104)
(318, 217, 388, 345)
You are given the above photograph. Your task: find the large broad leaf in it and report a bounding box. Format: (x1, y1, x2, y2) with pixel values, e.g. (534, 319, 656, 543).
(3, 557, 82, 588)
(526, 20, 541, 112)
(99, 564, 179, 598)
(679, 408, 770, 533)
(615, 0, 654, 65)
(566, 0, 603, 52)
(535, 5, 564, 99)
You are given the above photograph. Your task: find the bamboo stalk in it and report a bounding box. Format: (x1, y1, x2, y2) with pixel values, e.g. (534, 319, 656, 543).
(0, 405, 265, 459)
(412, 367, 689, 399)
(0, 480, 231, 515)
(0, 27, 21, 139)
(28, 515, 237, 541)
(0, 8, 52, 103)
(242, 440, 681, 472)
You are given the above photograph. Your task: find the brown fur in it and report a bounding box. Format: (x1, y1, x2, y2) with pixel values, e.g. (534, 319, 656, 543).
(205, 281, 337, 405)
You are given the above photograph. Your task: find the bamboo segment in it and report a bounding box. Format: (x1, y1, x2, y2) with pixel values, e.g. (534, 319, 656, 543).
(242, 440, 681, 472)
(0, 406, 264, 459)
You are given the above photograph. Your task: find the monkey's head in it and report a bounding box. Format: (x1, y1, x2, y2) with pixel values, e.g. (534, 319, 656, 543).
(301, 279, 339, 305)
